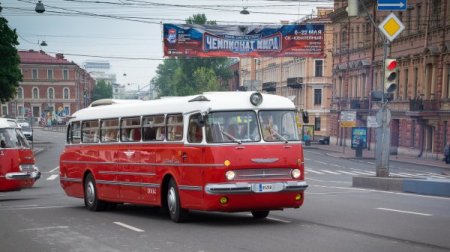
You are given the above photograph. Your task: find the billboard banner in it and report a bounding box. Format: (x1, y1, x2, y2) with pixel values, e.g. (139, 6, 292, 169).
(163, 23, 324, 58)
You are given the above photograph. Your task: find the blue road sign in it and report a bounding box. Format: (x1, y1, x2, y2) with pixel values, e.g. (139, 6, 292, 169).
(377, 0, 407, 11)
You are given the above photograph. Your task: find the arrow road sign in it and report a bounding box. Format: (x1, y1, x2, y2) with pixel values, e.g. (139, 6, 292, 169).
(377, 0, 407, 11)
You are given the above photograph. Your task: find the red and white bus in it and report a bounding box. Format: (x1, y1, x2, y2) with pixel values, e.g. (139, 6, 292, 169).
(0, 118, 40, 192)
(60, 92, 307, 222)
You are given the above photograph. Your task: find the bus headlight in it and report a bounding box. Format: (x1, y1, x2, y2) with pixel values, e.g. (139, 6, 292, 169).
(225, 170, 236, 181)
(291, 169, 301, 179)
(250, 92, 263, 106)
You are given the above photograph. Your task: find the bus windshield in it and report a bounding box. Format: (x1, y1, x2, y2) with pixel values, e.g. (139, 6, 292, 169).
(205, 110, 300, 143)
(0, 128, 30, 149)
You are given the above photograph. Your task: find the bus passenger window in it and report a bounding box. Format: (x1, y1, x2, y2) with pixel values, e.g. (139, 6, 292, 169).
(143, 115, 165, 141)
(167, 114, 183, 141)
(82, 120, 99, 143)
(188, 114, 202, 143)
(71, 121, 81, 144)
(121, 117, 141, 142)
(101, 118, 119, 142)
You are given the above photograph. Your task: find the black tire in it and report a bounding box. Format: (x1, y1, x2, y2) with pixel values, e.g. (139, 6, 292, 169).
(167, 179, 188, 222)
(84, 173, 107, 211)
(251, 210, 270, 219)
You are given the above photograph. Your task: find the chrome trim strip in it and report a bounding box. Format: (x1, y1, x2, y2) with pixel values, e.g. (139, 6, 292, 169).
(205, 181, 308, 195)
(251, 158, 279, 163)
(98, 171, 156, 176)
(60, 177, 83, 183)
(5, 172, 31, 180)
(179, 185, 202, 191)
(96, 180, 160, 188)
(239, 173, 287, 178)
(61, 160, 224, 167)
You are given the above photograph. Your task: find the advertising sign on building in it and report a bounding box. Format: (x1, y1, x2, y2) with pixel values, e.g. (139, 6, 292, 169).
(351, 127, 368, 149)
(340, 111, 356, 128)
(163, 24, 324, 58)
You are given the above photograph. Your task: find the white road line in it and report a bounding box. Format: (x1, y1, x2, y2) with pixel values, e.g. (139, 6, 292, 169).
(305, 169, 324, 174)
(113, 222, 145, 232)
(315, 161, 328, 165)
(267, 216, 292, 223)
(350, 170, 375, 175)
(0, 205, 66, 211)
(376, 207, 432, 216)
(337, 170, 359, 175)
(304, 158, 311, 161)
(367, 162, 375, 165)
(49, 166, 59, 173)
(321, 170, 340, 175)
(47, 174, 59, 181)
(21, 226, 69, 232)
(330, 164, 341, 167)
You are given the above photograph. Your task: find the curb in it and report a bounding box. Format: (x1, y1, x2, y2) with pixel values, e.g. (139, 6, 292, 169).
(353, 176, 450, 197)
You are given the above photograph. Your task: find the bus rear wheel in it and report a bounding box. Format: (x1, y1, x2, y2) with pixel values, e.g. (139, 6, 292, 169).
(167, 179, 187, 222)
(251, 210, 270, 219)
(84, 173, 107, 211)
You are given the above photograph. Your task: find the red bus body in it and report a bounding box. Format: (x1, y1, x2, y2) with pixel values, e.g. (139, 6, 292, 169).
(0, 118, 40, 192)
(60, 92, 307, 221)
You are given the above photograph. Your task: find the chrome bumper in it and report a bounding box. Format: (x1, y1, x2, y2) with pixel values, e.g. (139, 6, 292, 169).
(5, 167, 41, 180)
(205, 181, 308, 195)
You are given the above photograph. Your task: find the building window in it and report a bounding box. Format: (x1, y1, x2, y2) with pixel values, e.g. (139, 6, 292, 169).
(48, 69, 53, 80)
(17, 105, 24, 117)
(48, 87, 54, 99)
(17, 87, 24, 99)
(64, 106, 70, 116)
(431, 0, 441, 28)
(63, 69, 69, 80)
(416, 5, 422, 32)
(63, 87, 70, 99)
(315, 60, 323, 77)
(32, 69, 38, 80)
(314, 89, 322, 105)
(32, 87, 39, 99)
(1, 104, 7, 117)
(314, 117, 321, 131)
(413, 67, 418, 98)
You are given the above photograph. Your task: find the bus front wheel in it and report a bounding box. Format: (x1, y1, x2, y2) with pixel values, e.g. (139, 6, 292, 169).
(167, 179, 187, 222)
(84, 173, 107, 211)
(251, 210, 270, 219)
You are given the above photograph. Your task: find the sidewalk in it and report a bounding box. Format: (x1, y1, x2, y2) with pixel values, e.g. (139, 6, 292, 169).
(306, 142, 450, 171)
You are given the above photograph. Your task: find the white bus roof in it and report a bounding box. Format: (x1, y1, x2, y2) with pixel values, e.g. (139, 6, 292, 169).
(71, 92, 297, 122)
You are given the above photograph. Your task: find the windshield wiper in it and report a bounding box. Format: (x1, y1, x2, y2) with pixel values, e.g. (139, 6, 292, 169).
(218, 125, 242, 144)
(271, 129, 288, 143)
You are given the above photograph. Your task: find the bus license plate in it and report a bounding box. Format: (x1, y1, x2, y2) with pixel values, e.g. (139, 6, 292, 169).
(253, 183, 275, 193)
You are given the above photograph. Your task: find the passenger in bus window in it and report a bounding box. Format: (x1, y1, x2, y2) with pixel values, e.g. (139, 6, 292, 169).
(261, 114, 278, 141)
(188, 121, 202, 143)
(156, 127, 165, 140)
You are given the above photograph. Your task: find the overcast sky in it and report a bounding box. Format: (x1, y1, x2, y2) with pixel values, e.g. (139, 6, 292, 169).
(2, 0, 332, 90)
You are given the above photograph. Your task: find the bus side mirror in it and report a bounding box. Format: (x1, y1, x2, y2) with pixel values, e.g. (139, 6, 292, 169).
(302, 111, 309, 124)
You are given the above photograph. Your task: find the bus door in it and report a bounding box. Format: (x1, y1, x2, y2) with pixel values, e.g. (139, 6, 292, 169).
(180, 113, 205, 207)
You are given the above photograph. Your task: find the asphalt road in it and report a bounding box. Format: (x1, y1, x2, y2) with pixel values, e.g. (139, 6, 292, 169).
(1, 128, 449, 252)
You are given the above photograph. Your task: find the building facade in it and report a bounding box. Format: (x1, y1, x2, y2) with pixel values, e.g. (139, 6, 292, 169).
(330, 0, 450, 158)
(240, 8, 334, 138)
(0, 50, 95, 125)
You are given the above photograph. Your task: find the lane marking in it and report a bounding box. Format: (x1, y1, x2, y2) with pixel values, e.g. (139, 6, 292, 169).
(113, 222, 144, 232)
(337, 170, 359, 175)
(376, 207, 432, 216)
(321, 170, 340, 175)
(315, 161, 327, 165)
(49, 166, 59, 173)
(21, 226, 69, 232)
(47, 174, 59, 181)
(305, 169, 324, 174)
(267, 216, 292, 223)
(0, 205, 66, 211)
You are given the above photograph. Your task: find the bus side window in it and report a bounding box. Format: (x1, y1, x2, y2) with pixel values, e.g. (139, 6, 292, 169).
(71, 121, 81, 144)
(167, 114, 183, 141)
(188, 114, 202, 143)
(82, 120, 99, 143)
(121, 117, 141, 142)
(143, 115, 165, 141)
(101, 118, 119, 142)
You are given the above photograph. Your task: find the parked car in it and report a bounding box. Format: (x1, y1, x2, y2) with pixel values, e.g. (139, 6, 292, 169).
(318, 136, 330, 145)
(19, 125, 33, 141)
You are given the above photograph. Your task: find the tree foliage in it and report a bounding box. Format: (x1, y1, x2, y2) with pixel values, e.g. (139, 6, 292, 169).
(92, 80, 112, 101)
(152, 14, 232, 97)
(0, 15, 22, 103)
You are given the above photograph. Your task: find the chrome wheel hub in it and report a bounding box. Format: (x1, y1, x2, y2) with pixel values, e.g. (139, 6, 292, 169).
(167, 187, 176, 214)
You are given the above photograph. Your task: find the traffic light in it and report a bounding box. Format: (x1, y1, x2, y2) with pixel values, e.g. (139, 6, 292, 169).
(302, 111, 309, 124)
(384, 58, 398, 93)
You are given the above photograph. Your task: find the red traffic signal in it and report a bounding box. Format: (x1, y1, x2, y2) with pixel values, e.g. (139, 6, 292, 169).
(384, 58, 398, 93)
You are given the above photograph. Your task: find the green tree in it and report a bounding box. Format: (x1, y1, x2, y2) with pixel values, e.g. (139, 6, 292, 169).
(0, 14, 22, 103)
(152, 14, 232, 97)
(91, 80, 112, 101)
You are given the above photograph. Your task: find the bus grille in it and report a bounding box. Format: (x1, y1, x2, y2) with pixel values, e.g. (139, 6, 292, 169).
(234, 168, 292, 180)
